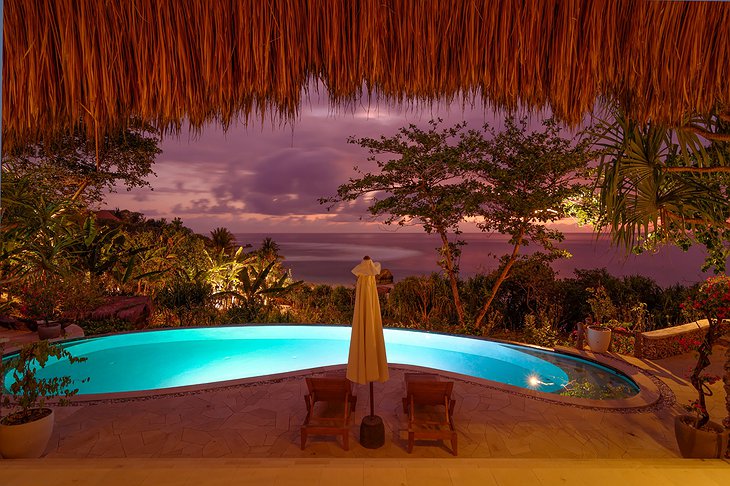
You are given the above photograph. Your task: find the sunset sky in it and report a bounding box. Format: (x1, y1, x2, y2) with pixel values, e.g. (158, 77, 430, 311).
(104, 91, 587, 235)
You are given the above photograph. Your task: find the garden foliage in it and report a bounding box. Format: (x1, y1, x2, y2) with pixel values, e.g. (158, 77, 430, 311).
(322, 117, 596, 330)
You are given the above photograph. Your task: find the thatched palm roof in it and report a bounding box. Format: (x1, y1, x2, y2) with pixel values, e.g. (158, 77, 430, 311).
(2, 0, 729, 152)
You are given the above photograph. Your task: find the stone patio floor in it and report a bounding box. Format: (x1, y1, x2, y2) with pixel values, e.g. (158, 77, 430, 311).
(1, 329, 729, 484)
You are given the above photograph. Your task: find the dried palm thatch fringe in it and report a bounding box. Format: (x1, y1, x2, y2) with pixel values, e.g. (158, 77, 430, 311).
(2, 0, 729, 152)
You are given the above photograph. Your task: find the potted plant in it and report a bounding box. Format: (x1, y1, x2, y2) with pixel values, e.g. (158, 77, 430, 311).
(17, 277, 67, 340)
(674, 276, 730, 458)
(585, 322, 612, 353)
(585, 286, 616, 353)
(0, 340, 87, 458)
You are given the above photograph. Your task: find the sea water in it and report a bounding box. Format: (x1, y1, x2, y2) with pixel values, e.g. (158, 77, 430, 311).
(237, 232, 715, 287)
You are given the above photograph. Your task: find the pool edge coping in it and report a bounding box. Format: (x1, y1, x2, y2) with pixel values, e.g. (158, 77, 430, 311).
(50, 359, 664, 413)
(3, 325, 667, 411)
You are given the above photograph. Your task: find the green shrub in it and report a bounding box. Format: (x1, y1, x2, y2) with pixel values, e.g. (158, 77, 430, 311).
(157, 306, 220, 327)
(156, 280, 211, 310)
(521, 313, 560, 348)
(558, 268, 622, 327)
(607, 328, 635, 355)
(77, 317, 135, 336)
(558, 268, 692, 332)
(155, 279, 213, 326)
(330, 285, 355, 315)
(478, 256, 561, 332)
(659, 283, 700, 328)
(386, 274, 457, 329)
(586, 285, 617, 323)
(222, 302, 294, 324)
(287, 284, 354, 324)
(459, 274, 494, 322)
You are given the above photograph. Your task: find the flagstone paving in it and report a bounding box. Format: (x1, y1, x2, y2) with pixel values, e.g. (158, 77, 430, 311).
(15, 347, 729, 459)
(1, 328, 728, 462)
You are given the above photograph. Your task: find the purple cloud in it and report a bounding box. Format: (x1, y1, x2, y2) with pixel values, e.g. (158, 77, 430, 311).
(104, 91, 544, 233)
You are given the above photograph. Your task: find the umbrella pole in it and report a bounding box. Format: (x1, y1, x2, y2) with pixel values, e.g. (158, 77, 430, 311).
(369, 382, 374, 417)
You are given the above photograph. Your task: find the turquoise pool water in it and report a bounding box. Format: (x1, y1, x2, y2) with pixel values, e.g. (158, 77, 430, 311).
(2, 326, 639, 398)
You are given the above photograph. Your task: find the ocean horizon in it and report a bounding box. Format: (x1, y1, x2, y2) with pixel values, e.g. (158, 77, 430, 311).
(235, 232, 721, 288)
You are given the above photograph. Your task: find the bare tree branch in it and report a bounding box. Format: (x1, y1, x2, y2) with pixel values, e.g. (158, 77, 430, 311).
(664, 211, 730, 230)
(688, 124, 730, 142)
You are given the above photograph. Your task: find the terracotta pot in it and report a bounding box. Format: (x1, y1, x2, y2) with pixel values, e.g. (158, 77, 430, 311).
(37, 322, 62, 340)
(586, 325, 611, 353)
(0, 408, 55, 458)
(674, 414, 729, 458)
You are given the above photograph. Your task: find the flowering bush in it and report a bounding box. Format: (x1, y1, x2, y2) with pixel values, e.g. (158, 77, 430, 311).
(688, 276, 730, 321)
(683, 276, 730, 429)
(673, 336, 702, 355)
(15, 277, 67, 324)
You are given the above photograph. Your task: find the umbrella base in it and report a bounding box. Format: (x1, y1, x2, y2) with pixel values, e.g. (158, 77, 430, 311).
(360, 415, 385, 449)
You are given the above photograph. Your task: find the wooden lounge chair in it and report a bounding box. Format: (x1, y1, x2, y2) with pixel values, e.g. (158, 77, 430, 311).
(301, 377, 357, 450)
(404, 378, 457, 455)
(402, 373, 440, 412)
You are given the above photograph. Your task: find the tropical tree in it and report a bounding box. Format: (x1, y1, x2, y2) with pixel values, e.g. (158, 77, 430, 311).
(233, 260, 303, 307)
(324, 118, 593, 329)
(584, 108, 730, 272)
(321, 120, 487, 326)
(583, 109, 730, 433)
(65, 216, 160, 288)
(201, 238, 302, 313)
(3, 123, 160, 204)
(0, 172, 80, 281)
(468, 117, 595, 328)
(0, 172, 166, 323)
(209, 227, 237, 255)
(258, 237, 282, 264)
(1, 125, 161, 307)
(204, 246, 253, 308)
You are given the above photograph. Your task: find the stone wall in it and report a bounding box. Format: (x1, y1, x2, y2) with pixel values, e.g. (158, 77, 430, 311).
(638, 319, 730, 360)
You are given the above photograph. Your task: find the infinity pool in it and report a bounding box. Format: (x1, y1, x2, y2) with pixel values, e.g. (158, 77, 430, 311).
(2, 325, 639, 398)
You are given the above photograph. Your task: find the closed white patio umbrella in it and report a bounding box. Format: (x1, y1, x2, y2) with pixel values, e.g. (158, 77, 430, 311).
(347, 256, 389, 448)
